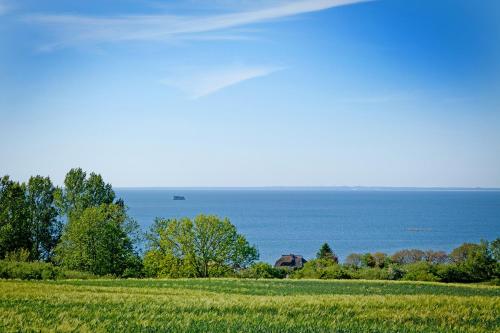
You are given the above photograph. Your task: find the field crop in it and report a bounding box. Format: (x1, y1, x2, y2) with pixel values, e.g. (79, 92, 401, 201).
(0, 279, 498, 332)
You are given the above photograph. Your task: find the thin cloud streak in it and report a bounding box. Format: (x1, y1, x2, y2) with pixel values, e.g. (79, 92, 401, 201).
(24, 0, 369, 49)
(162, 66, 284, 98)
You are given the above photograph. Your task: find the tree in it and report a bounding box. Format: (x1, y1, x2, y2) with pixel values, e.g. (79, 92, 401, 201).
(424, 250, 449, 264)
(361, 253, 376, 268)
(489, 238, 500, 279)
(450, 243, 480, 264)
(53, 169, 140, 276)
(26, 176, 61, 261)
(55, 168, 115, 219)
(461, 240, 495, 281)
(372, 252, 388, 268)
(0, 176, 31, 259)
(344, 253, 362, 268)
(144, 215, 258, 278)
(54, 203, 140, 276)
(316, 243, 338, 263)
(490, 238, 500, 262)
(438, 241, 496, 282)
(391, 249, 425, 265)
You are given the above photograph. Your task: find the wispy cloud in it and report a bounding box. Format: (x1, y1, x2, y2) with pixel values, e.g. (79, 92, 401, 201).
(23, 0, 369, 49)
(162, 65, 284, 98)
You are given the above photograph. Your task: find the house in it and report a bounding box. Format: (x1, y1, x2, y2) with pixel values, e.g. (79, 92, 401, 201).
(274, 254, 307, 269)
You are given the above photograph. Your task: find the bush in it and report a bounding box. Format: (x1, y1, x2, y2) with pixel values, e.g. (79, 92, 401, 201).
(0, 260, 58, 280)
(0, 260, 96, 280)
(121, 254, 145, 278)
(387, 265, 405, 280)
(292, 259, 351, 279)
(353, 267, 391, 280)
(435, 264, 471, 283)
(402, 262, 439, 282)
(238, 262, 287, 279)
(4, 249, 31, 262)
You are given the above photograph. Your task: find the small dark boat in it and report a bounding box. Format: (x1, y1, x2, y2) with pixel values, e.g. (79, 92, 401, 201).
(173, 195, 186, 200)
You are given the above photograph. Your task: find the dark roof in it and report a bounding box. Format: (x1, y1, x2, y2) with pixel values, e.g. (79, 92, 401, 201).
(274, 254, 307, 268)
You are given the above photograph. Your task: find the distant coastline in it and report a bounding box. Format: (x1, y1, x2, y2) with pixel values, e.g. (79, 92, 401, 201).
(116, 186, 500, 191)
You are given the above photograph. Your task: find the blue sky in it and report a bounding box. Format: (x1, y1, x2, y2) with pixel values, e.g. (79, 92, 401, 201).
(1, 0, 499, 187)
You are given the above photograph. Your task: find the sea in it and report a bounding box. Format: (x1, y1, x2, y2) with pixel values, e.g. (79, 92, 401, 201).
(115, 188, 500, 264)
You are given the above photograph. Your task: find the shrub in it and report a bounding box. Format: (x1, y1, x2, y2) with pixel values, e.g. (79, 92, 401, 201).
(0, 260, 96, 280)
(354, 267, 391, 280)
(402, 262, 439, 282)
(435, 264, 470, 283)
(387, 265, 405, 280)
(4, 248, 31, 262)
(0, 260, 57, 280)
(238, 262, 287, 279)
(292, 259, 351, 279)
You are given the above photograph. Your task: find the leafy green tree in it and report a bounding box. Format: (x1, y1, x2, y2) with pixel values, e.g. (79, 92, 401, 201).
(26, 176, 61, 261)
(361, 253, 376, 268)
(53, 169, 141, 276)
(316, 243, 338, 263)
(490, 238, 500, 262)
(55, 168, 115, 219)
(490, 238, 500, 279)
(437, 241, 496, 282)
(144, 215, 258, 278)
(0, 176, 31, 259)
(461, 240, 495, 281)
(54, 203, 140, 276)
(450, 243, 480, 264)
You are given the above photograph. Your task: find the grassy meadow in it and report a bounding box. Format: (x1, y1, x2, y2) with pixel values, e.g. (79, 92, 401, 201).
(0, 279, 498, 333)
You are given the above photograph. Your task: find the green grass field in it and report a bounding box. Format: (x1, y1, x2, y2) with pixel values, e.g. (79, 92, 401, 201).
(0, 279, 498, 332)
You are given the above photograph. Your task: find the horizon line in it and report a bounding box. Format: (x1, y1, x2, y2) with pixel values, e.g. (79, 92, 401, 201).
(114, 186, 500, 191)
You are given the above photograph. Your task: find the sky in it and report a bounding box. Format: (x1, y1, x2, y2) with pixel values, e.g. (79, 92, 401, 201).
(1, 0, 500, 187)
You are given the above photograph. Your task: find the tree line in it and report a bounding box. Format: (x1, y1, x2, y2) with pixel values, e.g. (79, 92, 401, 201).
(0, 169, 142, 276)
(288, 240, 500, 283)
(0, 169, 258, 278)
(1, 169, 499, 283)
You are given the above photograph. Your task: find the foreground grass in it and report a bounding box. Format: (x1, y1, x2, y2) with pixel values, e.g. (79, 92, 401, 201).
(0, 279, 498, 332)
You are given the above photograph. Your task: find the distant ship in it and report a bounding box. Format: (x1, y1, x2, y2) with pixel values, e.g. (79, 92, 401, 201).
(173, 195, 186, 200)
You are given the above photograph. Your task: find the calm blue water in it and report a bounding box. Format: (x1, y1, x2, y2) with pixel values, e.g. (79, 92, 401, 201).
(115, 189, 500, 263)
